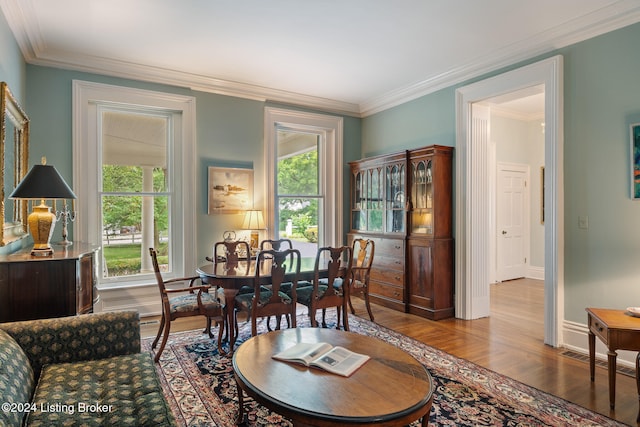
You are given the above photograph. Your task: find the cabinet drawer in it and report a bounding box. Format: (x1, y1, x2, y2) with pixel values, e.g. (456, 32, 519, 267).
(373, 254, 404, 272)
(370, 280, 404, 302)
(371, 238, 404, 258)
(590, 319, 609, 345)
(371, 267, 403, 286)
(348, 234, 404, 258)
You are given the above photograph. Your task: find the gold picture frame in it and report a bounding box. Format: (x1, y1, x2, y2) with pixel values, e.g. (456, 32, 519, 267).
(208, 166, 253, 214)
(0, 82, 29, 246)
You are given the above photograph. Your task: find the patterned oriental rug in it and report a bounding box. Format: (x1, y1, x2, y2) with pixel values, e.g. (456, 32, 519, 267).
(142, 312, 624, 427)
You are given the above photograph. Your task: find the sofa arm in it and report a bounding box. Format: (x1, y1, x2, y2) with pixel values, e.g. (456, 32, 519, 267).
(0, 311, 140, 378)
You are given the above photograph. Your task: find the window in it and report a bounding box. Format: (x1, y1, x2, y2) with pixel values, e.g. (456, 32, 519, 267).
(265, 107, 343, 254)
(100, 109, 171, 278)
(73, 81, 196, 287)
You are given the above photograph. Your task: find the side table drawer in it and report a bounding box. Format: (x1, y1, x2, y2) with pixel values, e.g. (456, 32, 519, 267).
(590, 319, 609, 345)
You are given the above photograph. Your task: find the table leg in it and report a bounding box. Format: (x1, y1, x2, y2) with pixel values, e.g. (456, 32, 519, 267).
(235, 378, 245, 425)
(223, 288, 237, 353)
(588, 331, 596, 381)
(636, 352, 640, 422)
(607, 350, 617, 409)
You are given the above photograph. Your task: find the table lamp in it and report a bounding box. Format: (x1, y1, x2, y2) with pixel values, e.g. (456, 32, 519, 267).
(10, 157, 77, 256)
(241, 209, 265, 249)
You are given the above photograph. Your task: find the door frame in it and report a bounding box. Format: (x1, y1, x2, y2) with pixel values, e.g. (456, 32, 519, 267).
(454, 55, 564, 347)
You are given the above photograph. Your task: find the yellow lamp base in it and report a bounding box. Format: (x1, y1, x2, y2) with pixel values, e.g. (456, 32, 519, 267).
(28, 201, 56, 257)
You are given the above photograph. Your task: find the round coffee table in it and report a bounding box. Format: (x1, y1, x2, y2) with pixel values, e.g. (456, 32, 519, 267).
(233, 327, 433, 426)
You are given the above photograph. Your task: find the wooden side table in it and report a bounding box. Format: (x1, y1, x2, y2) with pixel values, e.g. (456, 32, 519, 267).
(0, 243, 99, 322)
(586, 307, 640, 421)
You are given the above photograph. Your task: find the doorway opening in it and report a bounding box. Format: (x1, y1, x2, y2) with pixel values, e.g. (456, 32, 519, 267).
(455, 55, 563, 347)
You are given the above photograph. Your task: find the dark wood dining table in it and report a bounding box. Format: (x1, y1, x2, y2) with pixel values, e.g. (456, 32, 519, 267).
(196, 257, 337, 353)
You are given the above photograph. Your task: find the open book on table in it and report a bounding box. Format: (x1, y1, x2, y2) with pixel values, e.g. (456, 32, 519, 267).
(272, 342, 370, 377)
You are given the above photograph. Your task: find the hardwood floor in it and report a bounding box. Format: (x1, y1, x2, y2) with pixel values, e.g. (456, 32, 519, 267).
(141, 279, 638, 425)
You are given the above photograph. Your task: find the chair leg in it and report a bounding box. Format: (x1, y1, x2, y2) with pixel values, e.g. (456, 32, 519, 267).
(348, 293, 356, 315)
(216, 316, 226, 356)
(322, 308, 328, 328)
(154, 317, 171, 363)
(363, 288, 375, 321)
(333, 307, 340, 330)
(309, 308, 318, 327)
(251, 314, 258, 336)
(342, 304, 350, 331)
(205, 317, 213, 338)
(151, 312, 165, 349)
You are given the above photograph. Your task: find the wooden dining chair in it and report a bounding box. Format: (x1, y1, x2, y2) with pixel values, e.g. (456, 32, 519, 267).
(258, 238, 296, 328)
(232, 248, 301, 351)
(149, 248, 226, 362)
(207, 240, 251, 265)
(346, 238, 375, 321)
(259, 238, 294, 252)
(296, 245, 353, 330)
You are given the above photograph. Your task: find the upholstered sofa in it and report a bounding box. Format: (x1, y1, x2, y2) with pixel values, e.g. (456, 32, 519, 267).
(0, 311, 176, 427)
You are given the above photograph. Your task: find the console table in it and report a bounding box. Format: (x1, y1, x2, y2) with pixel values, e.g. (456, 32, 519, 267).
(0, 243, 99, 322)
(586, 307, 640, 421)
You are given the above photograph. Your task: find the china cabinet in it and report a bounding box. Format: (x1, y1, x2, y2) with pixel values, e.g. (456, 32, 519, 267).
(348, 145, 454, 319)
(407, 145, 454, 320)
(349, 151, 407, 312)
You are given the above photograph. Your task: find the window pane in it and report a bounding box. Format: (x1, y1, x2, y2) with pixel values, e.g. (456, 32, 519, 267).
(102, 165, 167, 193)
(277, 197, 318, 258)
(277, 131, 318, 196)
(102, 195, 169, 277)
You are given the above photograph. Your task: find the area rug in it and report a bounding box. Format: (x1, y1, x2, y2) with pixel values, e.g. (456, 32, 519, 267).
(142, 312, 624, 427)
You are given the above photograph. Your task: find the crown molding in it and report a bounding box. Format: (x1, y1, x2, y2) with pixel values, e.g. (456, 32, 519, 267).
(359, 1, 640, 116)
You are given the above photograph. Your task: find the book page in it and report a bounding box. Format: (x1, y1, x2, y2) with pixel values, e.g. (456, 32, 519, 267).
(310, 346, 370, 377)
(273, 342, 333, 366)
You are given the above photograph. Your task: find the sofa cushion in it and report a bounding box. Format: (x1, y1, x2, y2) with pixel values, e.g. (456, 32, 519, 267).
(25, 353, 175, 427)
(0, 329, 35, 427)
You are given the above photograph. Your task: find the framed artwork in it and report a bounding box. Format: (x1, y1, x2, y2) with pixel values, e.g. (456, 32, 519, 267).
(631, 123, 640, 200)
(208, 166, 253, 213)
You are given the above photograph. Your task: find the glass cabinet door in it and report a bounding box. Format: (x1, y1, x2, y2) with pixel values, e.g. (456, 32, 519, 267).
(351, 170, 364, 231)
(386, 163, 405, 233)
(411, 159, 433, 234)
(368, 168, 383, 231)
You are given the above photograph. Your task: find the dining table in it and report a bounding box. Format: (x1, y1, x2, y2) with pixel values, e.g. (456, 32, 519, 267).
(196, 256, 339, 353)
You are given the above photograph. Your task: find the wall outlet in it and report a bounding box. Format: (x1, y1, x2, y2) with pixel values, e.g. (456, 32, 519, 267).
(578, 215, 589, 229)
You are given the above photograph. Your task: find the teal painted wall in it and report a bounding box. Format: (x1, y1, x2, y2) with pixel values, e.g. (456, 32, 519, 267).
(0, 8, 25, 102)
(0, 10, 26, 254)
(560, 23, 640, 321)
(361, 22, 640, 324)
(23, 66, 361, 261)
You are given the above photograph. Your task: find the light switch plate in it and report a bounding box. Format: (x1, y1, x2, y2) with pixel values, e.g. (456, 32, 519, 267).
(578, 216, 589, 229)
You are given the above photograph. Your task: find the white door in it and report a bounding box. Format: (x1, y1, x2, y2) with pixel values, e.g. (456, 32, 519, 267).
(497, 164, 528, 281)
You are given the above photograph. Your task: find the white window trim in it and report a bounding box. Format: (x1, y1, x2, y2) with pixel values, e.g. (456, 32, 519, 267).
(264, 107, 343, 247)
(72, 80, 197, 288)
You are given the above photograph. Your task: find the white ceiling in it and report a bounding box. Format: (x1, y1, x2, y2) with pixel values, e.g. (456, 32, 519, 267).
(2, 0, 640, 116)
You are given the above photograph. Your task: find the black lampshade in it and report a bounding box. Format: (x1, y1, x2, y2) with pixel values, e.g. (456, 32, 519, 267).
(10, 164, 77, 200)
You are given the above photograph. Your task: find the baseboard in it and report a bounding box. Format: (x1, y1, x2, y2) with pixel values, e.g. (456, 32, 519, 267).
(93, 283, 162, 317)
(526, 266, 544, 280)
(562, 319, 637, 369)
